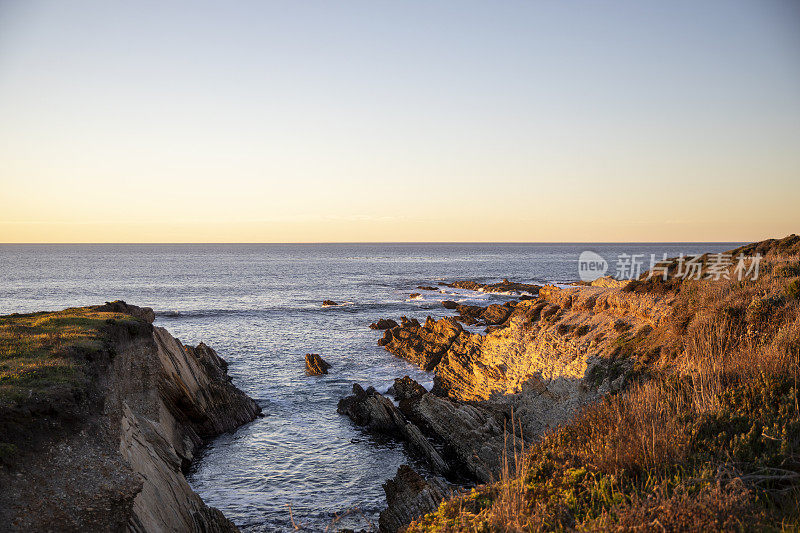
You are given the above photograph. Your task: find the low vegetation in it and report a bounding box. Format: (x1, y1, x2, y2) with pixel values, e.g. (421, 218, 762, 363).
(408, 236, 800, 531)
(0, 305, 142, 464)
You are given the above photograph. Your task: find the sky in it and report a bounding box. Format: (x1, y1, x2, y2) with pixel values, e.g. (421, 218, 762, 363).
(0, 1, 798, 243)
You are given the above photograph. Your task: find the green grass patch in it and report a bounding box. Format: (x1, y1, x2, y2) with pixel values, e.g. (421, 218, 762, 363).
(0, 307, 135, 404)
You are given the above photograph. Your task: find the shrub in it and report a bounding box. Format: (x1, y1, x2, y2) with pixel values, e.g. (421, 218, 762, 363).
(774, 262, 800, 277)
(613, 319, 631, 332)
(785, 279, 800, 299)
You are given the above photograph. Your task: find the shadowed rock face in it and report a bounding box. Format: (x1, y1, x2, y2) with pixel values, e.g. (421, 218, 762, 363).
(337, 384, 449, 476)
(338, 378, 521, 485)
(364, 281, 677, 481)
(379, 465, 448, 533)
(0, 302, 260, 533)
(305, 353, 332, 375)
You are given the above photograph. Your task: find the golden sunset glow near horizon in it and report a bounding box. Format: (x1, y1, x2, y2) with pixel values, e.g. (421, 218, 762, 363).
(1, 1, 799, 243)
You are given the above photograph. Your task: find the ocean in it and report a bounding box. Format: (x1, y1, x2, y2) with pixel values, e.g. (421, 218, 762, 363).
(0, 243, 739, 531)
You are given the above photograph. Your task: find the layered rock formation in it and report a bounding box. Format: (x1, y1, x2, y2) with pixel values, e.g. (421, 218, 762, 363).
(338, 377, 521, 485)
(377, 316, 463, 371)
(0, 301, 260, 532)
(441, 301, 515, 327)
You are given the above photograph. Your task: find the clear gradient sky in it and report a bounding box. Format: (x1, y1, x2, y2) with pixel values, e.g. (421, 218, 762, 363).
(1, 1, 798, 243)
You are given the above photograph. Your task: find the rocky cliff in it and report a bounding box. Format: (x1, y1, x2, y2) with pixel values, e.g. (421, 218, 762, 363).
(353, 236, 800, 532)
(0, 301, 260, 532)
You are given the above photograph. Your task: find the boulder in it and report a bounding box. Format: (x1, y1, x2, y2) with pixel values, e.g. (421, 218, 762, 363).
(322, 300, 338, 307)
(305, 354, 331, 375)
(379, 465, 448, 533)
(441, 300, 458, 310)
(370, 318, 399, 330)
(337, 384, 407, 432)
(378, 329, 394, 346)
(388, 376, 428, 402)
(409, 293, 421, 299)
(400, 316, 420, 328)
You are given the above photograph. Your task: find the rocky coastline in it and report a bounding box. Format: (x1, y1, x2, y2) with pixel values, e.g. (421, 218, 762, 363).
(338, 274, 678, 531)
(0, 301, 261, 532)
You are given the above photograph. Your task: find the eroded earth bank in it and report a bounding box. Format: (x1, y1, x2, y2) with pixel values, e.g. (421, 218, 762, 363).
(0, 301, 260, 532)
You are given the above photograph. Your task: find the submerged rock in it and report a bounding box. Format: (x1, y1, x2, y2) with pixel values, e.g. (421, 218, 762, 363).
(379, 465, 448, 533)
(416, 286, 438, 291)
(444, 279, 541, 294)
(305, 354, 331, 375)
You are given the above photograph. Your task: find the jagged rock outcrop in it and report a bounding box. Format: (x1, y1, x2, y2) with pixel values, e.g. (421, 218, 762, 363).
(305, 353, 332, 375)
(379, 316, 463, 370)
(379, 465, 448, 533)
(0, 302, 260, 532)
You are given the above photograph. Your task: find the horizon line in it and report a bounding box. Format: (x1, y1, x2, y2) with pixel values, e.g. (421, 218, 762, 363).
(0, 240, 748, 245)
